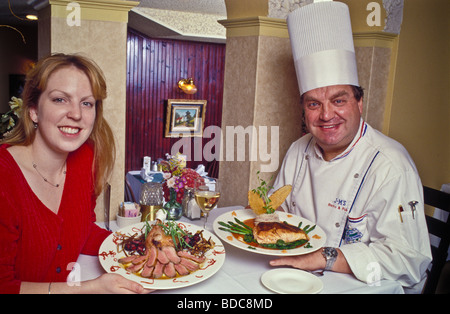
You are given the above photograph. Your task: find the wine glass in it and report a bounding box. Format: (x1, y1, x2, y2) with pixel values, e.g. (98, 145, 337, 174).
(194, 177, 220, 230)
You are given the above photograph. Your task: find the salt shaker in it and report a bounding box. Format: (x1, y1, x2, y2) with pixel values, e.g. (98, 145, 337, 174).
(182, 188, 202, 220)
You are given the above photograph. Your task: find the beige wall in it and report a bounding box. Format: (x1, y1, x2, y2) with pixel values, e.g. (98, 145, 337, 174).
(219, 34, 302, 206)
(46, 18, 127, 221)
(388, 0, 450, 190)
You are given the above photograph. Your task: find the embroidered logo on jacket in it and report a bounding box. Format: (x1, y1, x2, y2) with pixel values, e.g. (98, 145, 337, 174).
(328, 197, 349, 212)
(343, 225, 363, 243)
(343, 215, 367, 243)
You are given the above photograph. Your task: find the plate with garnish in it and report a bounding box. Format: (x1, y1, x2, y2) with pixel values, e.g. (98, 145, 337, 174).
(99, 219, 226, 289)
(213, 209, 326, 256)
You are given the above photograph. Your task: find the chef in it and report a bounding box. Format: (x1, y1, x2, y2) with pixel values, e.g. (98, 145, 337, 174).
(269, 0, 431, 293)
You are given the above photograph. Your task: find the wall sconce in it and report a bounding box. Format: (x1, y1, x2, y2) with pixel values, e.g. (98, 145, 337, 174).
(26, 15, 38, 21)
(178, 78, 198, 94)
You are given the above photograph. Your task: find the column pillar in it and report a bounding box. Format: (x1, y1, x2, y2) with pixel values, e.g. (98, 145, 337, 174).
(218, 0, 302, 207)
(34, 0, 138, 221)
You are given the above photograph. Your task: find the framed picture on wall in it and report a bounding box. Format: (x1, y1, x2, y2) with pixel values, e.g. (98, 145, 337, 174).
(165, 99, 207, 138)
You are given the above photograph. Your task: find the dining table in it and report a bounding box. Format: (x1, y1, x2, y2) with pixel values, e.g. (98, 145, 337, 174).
(76, 205, 405, 295)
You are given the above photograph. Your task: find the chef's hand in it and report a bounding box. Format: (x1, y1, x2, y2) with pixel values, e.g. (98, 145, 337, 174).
(269, 249, 325, 271)
(270, 248, 353, 274)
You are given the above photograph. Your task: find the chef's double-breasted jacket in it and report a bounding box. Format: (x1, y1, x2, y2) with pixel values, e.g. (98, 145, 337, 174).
(273, 119, 432, 292)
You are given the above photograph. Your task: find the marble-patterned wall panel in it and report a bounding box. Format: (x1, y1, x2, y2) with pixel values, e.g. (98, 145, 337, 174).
(355, 46, 391, 131)
(365, 46, 391, 131)
(220, 35, 302, 206)
(220, 36, 259, 206)
(252, 36, 302, 187)
(47, 17, 128, 221)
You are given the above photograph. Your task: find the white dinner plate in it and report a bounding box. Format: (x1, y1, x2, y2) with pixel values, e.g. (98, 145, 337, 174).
(261, 268, 323, 294)
(213, 209, 326, 256)
(98, 221, 226, 290)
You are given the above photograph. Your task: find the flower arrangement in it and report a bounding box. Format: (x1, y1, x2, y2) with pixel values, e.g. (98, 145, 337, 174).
(160, 153, 204, 203)
(1, 96, 22, 139)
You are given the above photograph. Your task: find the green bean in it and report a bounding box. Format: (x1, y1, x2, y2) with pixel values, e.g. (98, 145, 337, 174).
(234, 218, 253, 231)
(218, 221, 252, 235)
(227, 221, 250, 233)
(218, 221, 241, 231)
(260, 239, 308, 249)
(304, 225, 316, 234)
(228, 221, 250, 232)
(218, 227, 249, 235)
(218, 221, 231, 228)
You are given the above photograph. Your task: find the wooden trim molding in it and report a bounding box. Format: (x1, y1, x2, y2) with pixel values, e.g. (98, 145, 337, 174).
(219, 16, 288, 38)
(38, 0, 139, 23)
(353, 31, 398, 48)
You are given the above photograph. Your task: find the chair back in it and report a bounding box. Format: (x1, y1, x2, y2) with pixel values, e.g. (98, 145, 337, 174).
(125, 178, 136, 203)
(423, 185, 450, 294)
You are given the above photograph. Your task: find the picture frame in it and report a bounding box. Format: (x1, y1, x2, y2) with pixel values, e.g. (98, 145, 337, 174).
(165, 99, 207, 138)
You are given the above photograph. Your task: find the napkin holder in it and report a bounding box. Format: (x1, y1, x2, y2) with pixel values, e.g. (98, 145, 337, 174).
(117, 202, 142, 228)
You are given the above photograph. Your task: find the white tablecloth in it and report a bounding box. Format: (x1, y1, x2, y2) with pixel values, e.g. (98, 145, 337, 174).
(78, 205, 404, 294)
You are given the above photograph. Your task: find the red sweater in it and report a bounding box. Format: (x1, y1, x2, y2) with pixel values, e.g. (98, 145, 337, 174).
(0, 143, 111, 294)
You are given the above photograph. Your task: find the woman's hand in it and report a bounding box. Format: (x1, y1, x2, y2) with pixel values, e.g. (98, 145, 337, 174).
(20, 273, 155, 294)
(83, 273, 154, 294)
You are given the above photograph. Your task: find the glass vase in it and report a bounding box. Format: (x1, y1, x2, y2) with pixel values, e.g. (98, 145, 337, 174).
(164, 188, 183, 220)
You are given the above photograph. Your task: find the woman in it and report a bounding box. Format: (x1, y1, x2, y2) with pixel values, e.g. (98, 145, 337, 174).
(0, 53, 148, 294)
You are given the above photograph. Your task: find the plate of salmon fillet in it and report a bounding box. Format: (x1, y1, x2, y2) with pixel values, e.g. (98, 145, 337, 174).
(213, 209, 326, 256)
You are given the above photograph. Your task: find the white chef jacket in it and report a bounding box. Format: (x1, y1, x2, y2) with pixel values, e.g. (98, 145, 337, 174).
(273, 119, 432, 293)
